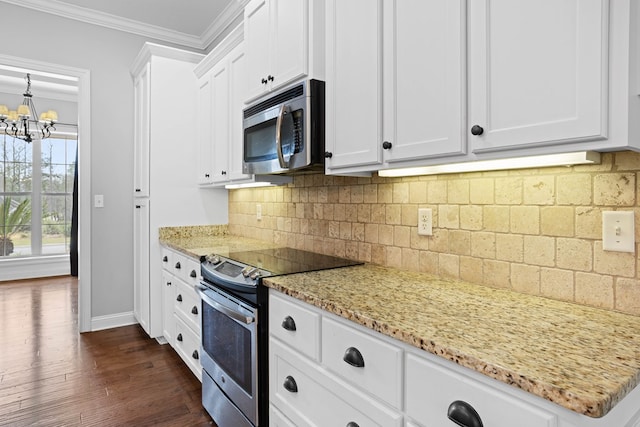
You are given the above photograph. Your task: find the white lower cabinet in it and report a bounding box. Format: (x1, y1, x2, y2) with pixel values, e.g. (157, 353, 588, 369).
(405, 353, 557, 427)
(269, 290, 640, 427)
(160, 246, 202, 381)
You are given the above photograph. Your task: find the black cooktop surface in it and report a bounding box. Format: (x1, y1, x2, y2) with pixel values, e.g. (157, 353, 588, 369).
(225, 247, 362, 276)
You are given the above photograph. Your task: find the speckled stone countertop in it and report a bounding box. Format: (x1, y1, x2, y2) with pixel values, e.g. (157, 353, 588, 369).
(159, 225, 282, 259)
(262, 264, 640, 419)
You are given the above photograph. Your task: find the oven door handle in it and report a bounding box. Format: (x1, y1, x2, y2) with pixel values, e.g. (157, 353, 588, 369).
(197, 286, 255, 325)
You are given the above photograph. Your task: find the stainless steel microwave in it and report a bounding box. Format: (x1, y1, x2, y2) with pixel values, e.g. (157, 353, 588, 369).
(243, 79, 325, 175)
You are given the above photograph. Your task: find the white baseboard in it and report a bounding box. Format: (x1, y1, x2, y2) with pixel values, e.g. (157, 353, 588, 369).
(0, 255, 70, 281)
(91, 311, 137, 332)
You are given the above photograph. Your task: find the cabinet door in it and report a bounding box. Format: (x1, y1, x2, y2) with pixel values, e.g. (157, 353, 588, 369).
(325, 0, 383, 172)
(133, 63, 150, 197)
(161, 270, 176, 346)
(196, 74, 213, 185)
(133, 199, 150, 334)
(227, 44, 252, 182)
(468, 0, 608, 153)
(211, 59, 231, 183)
(382, 0, 466, 163)
(245, 0, 272, 99)
(271, 0, 308, 90)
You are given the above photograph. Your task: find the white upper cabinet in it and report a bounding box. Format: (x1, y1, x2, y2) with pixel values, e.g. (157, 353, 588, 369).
(324, 0, 384, 173)
(382, 0, 466, 164)
(133, 63, 150, 197)
(244, 0, 323, 102)
(227, 45, 251, 181)
(468, 0, 608, 154)
(210, 58, 231, 184)
(196, 74, 214, 185)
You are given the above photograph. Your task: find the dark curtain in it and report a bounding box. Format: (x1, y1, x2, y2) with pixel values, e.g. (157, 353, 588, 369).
(70, 147, 78, 276)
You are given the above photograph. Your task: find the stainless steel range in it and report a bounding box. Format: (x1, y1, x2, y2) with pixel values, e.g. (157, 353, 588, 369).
(197, 247, 362, 427)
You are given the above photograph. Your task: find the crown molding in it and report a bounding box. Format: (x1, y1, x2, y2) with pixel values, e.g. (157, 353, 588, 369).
(0, 0, 246, 50)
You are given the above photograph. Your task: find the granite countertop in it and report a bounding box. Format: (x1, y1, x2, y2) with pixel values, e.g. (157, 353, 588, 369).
(262, 264, 640, 419)
(159, 229, 640, 419)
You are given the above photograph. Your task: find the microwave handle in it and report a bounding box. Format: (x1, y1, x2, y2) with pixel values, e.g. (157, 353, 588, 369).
(275, 104, 290, 169)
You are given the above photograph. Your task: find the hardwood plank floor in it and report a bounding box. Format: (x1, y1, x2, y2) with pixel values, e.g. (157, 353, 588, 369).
(0, 276, 215, 426)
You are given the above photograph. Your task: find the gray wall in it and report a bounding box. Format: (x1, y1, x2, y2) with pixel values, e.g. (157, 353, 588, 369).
(1, 4, 223, 318)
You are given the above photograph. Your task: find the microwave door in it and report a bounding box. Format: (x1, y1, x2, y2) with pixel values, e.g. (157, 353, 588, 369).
(276, 105, 293, 169)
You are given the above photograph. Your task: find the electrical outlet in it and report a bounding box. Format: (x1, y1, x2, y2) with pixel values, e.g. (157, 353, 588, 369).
(94, 194, 104, 208)
(256, 204, 262, 221)
(418, 208, 432, 236)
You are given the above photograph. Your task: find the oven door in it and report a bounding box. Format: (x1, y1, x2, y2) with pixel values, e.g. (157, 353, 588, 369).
(198, 283, 258, 426)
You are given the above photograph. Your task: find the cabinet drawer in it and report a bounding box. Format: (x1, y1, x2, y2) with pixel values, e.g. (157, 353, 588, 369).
(270, 339, 402, 427)
(269, 404, 297, 427)
(269, 293, 321, 361)
(174, 316, 202, 381)
(174, 280, 201, 334)
(405, 353, 557, 427)
(322, 317, 403, 409)
(183, 256, 200, 287)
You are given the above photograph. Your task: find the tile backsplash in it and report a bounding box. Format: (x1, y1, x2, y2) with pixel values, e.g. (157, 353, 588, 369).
(228, 151, 640, 316)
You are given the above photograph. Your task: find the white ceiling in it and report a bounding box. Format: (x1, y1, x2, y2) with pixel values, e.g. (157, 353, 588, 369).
(0, 0, 247, 49)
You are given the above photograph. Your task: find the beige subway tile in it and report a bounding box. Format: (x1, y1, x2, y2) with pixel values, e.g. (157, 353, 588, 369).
(333, 239, 346, 258)
(460, 256, 483, 283)
(614, 151, 640, 171)
(392, 182, 410, 203)
(556, 238, 592, 271)
(410, 232, 430, 251)
(460, 205, 483, 231)
(333, 204, 346, 221)
(575, 272, 614, 309)
(371, 205, 386, 224)
(523, 176, 555, 205)
(419, 251, 439, 274)
(427, 180, 448, 204)
(511, 264, 540, 295)
(379, 224, 394, 245)
(594, 173, 636, 206)
(345, 205, 358, 222)
(470, 178, 495, 205)
(484, 206, 510, 232)
(394, 225, 411, 248)
(541, 206, 574, 237)
(483, 259, 510, 288)
(323, 204, 334, 221)
(308, 188, 318, 203)
(510, 206, 540, 235)
(402, 204, 418, 226)
(496, 234, 523, 262)
(439, 253, 460, 278)
(495, 177, 523, 205)
(429, 228, 449, 253)
(438, 205, 460, 229)
(357, 204, 371, 223)
(575, 207, 602, 239)
(345, 241, 359, 260)
(377, 183, 393, 203)
(353, 223, 365, 242)
(328, 221, 340, 239)
(593, 241, 636, 277)
(447, 179, 469, 204)
(385, 205, 402, 225)
(351, 185, 364, 203)
(328, 186, 340, 203)
(364, 223, 379, 243)
(358, 242, 372, 263)
(402, 248, 420, 272)
(339, 222, 352, 240)
(363, 184, 378, 203)
(409, 181, 428, 204)
(523, 235, 556, 267)
(471, 232, 496, 259)
(449, 230, 471, 256)
(540, 268, 574, 302)
(615, 278, 640, 315)
(386, 246, 403, 269)
(313, 203, 323, 219)
(339, 186, 351, 203)
(371, 244, 386, 265)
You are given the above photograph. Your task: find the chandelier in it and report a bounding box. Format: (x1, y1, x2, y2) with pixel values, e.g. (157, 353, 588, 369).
(0, 73, 58, 143)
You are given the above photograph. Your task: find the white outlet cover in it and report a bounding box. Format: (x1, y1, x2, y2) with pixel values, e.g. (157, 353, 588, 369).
(418, 208, 433, 236)
(602, 211, 635, 253)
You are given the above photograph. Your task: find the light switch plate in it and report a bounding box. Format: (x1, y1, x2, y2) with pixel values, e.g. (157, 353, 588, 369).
(256, 204, 262, 221)
(602, 211, 635, 253)
(94, 194, 104, 208)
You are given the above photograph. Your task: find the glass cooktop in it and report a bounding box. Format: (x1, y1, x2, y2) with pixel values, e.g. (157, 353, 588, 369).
(225, 247, 362, 276)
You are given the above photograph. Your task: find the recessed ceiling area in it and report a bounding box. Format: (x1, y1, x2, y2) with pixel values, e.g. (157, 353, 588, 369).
(0, 0, 246, 49)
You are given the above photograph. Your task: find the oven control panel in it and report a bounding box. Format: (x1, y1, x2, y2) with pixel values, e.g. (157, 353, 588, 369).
(201, 254, 272, 289)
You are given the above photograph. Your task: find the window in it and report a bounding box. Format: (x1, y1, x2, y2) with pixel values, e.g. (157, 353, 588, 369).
(1, 133, 77, 258)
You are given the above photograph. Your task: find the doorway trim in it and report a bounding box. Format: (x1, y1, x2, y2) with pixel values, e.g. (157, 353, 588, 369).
(0, 54, 91, 332)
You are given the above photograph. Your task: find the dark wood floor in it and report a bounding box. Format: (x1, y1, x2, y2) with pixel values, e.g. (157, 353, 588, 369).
(0, 276, 215, 426)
